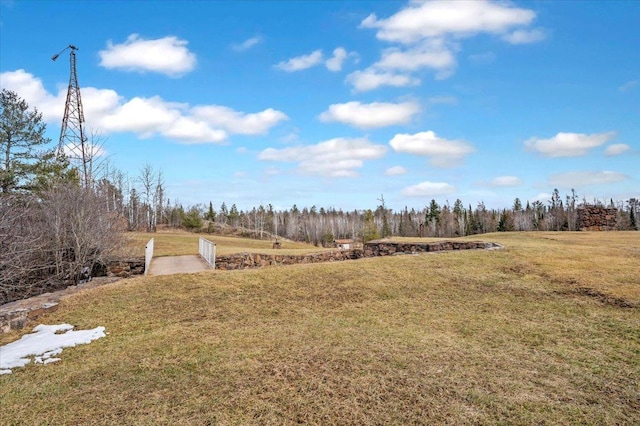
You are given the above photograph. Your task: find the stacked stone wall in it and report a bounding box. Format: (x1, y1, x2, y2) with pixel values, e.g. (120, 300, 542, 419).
(363, 241, 500, 257)
(106, 258, 145, 278)
(577, 206, 617, 231)
(215, 250, 365, 270)
(214, 241, 501, 271)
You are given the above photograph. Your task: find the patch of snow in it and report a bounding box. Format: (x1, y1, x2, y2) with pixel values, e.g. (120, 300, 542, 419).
(0, 324, 106, 375)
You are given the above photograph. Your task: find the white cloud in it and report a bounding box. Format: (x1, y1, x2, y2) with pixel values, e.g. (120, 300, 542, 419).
(1, 69, 70, 122)
(353, 1, 542, 88)
(232, 36, 262, 52)
(325, 47, 348, 71)
(80, 87, 122, 121)
(619, 80, 638, 92)
(604, 144, 630, 156)
(548, 171, 628, 188)
(275, 50, 323, 72)
(319, 101, 420, 129)
(161, 116, 227, 144)
(258, 137, 387, 178)
(389, 131, 474, 167)
(346, 68, 420, 92)
(99, 97, 230, 144)
(99, 34, 197, 77)
(385, 166, 407, 176)
(402, 181, 456, 197)
(360, 0, 537, 44)
(100, 96, 183, 136)
(191, 105, 288, 135)
(490, 176, 522, 187)
(0, 69, 125, 127)
(1, 70, 285, 145)
(525, 131, 616, 157)
(374, 39, 457, 78)
(502, 28, 546, 44)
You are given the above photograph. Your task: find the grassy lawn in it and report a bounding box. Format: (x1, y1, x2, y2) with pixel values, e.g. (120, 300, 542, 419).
(1, 232, 639, 424)
(127, 230, 330, 257)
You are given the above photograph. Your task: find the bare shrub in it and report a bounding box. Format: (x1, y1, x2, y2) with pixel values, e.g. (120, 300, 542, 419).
(0, 195, 53, 302)
(39, 184, 127, 284)
(0, 184, 126, 304)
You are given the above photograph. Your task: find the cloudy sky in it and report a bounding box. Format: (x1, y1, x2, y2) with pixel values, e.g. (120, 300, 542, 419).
(1, 0, 638, 210)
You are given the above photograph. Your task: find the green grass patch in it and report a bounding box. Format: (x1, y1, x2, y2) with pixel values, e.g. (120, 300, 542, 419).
(1, 232, 639, 424)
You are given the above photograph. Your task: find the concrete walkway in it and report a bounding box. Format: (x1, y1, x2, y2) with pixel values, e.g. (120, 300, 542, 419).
(148, 255, 211, 276)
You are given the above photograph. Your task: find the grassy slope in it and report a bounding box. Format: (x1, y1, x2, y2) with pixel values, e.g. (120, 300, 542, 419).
(1, 232, 639, 425)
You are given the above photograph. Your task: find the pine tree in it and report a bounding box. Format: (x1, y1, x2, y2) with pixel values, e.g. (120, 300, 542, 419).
(182, 206, 203, 231)
(426, 199, 441, 236)
(1, 89, 63, 194)
(513, 197, 523, 212)
(205, 201, 216, 221)
(377, 194, 391, 238)
(362, 209, 380, 242)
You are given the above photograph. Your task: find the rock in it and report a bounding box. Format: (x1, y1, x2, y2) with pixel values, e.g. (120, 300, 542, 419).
(577, 206, 617, 231)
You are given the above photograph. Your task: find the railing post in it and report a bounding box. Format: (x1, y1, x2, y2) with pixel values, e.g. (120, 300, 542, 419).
(144, 238, 154, 275)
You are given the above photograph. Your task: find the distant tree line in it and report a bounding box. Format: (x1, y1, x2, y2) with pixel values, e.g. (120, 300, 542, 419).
(88, 165, 639, 245)
(175, 190, 638, 246)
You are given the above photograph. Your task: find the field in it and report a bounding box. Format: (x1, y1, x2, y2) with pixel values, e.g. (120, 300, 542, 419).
(127, 230, 331, 257)
(1, 232, 639, 424)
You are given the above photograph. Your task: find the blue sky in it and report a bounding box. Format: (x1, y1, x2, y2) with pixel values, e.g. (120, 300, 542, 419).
(1, 0, 638, 211)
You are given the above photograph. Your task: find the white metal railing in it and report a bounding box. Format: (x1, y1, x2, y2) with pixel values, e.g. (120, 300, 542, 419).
(199, 237, 216, 269)
(144, 238, 154, 275)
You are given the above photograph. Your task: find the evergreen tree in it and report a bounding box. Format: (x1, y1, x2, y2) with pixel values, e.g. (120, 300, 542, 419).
(377, 194, 391, 238)
(513, 197, 523, 212)
(205, 201, 216, 221)
(497, 209, 514, 232)
(466, 204, 476, 235)
(426, 199, 441, 236)
(228, 203, 240, 227)
(1, 89, 64, 194)
(630, 206, 637, 230)
(362, 209, 380, 242)
(182, 206, 203, 231)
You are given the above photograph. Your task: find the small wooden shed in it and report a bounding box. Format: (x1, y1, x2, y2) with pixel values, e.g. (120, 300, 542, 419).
(334, 239, 354, 250)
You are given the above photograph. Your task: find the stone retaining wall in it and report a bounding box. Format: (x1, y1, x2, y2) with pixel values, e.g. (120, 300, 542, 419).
(215, 250, 365, 270)
(215, 241, 501, 270)
(107, 258, 145, 278)
(0, 303, 58, 334)
(364, 241, 500, 257)
(577, 206, 617, 231)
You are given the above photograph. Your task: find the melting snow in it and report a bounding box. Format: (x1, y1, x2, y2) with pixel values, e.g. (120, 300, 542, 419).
(0, 324, 106, 375)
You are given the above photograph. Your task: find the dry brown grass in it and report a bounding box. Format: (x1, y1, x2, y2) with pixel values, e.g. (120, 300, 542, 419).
(128, 229, 329, 257)
(1, 232, 638, 425)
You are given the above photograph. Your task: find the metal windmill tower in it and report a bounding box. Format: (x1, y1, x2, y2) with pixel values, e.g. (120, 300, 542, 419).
(52, 44, 90, 187)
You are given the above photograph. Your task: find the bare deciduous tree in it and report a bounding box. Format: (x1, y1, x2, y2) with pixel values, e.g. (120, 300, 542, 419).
(0, 185, 127, 304)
